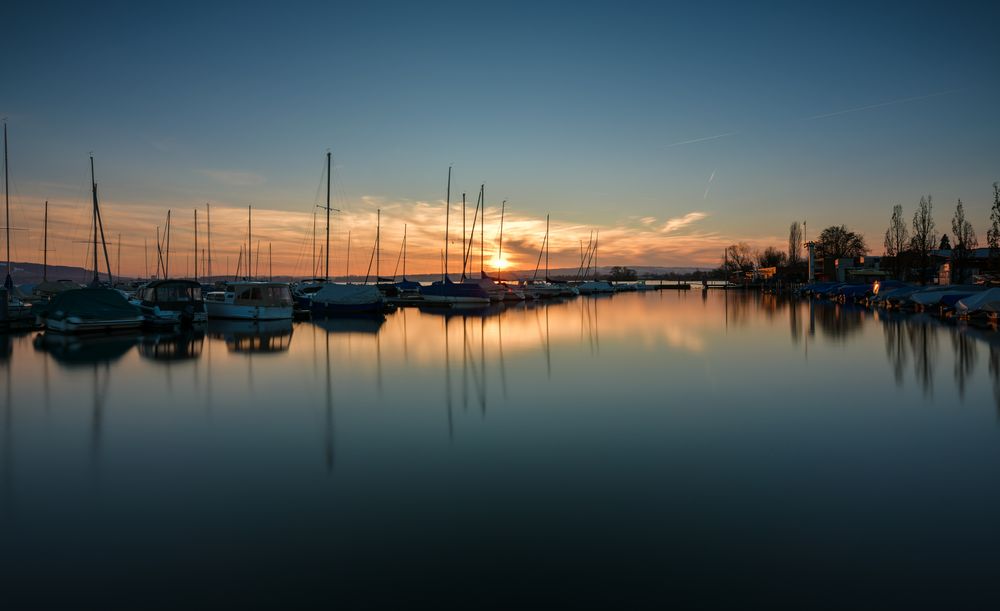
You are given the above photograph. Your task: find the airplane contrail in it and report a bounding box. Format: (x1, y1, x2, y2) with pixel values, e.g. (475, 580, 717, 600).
(665, 131, 738, 148)
(803, 89, 959, 121)
(703, 169, 716, 200)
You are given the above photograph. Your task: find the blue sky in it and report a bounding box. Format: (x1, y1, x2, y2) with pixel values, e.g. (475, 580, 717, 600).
(3, 1, 999, 274)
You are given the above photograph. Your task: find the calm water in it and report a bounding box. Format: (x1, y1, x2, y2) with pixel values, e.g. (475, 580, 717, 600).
(3, 291, 1000, 607)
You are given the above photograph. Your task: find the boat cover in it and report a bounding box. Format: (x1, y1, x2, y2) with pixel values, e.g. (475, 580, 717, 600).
(311, 283, 382, 305)
(38, 288, 141, 321)
(956, 288, 1000, 315)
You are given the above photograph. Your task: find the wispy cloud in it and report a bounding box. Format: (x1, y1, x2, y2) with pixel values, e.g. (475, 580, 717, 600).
(803, 89, 959, 121)
(664, 131, 738, 148)
(662, 212, 707, 233)
(197, 169, 265, 187)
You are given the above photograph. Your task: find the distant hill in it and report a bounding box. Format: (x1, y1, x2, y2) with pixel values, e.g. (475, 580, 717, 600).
(1, 261, 711, 286)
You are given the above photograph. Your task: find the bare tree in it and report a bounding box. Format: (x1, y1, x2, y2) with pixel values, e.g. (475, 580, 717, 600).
(788, 221, 802, 265)
(910, 195, 937, 285)
(723, 242, 755, 274)
(988, 182, 1000, 266)
(883, 204, 909, 280)
(951, 198, 978, 283)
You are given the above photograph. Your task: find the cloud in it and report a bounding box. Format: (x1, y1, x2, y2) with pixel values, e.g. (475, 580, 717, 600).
(197, 169, 266, 187)
(661, 212, 707, 233)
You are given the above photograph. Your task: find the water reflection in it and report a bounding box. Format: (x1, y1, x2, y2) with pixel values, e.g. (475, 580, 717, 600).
(207, 319, 294, 353)
(33, 332, 139, 366)
(5, 291, 1000, 607)
(138, 329, 205, 362)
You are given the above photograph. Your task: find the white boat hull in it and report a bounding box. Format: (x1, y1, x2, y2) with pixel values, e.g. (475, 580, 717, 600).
(42, 316, 144, 333)
(206, 302, 293, 320)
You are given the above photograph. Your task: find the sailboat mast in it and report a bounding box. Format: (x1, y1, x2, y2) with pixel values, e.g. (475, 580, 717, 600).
(269, 242, 272, 282)
(376, 208, 380, 283)
(247, 205, 252, 280)
(89, 156, 100, 285)
(206, 203, 212, 279)
(498, 200, 506, 277)
(403, 224, 407, 279)
(461, 191, 466, 279)
(194, 208, 198, 282)
(144, 237, 148, 280)
(444, 166, 451, 282)
(117, 233, 121, 280)
(545, 213, 549, 278)
(165, 210, 171, 278)
(43, 200, 49, 282)
(311, 209, 316, 279)
(346, 232, 351, 282)
(325, 151, 331, 282)
(3, 123, 9, 286)
(480, 185, 485, 276)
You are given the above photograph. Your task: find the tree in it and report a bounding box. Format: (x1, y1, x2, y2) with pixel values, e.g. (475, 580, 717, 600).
(815, 225, 867, 260)
(939, 234, 951, 250)
(988, 182, 1000, 267)
(723, 242, 755, 274)
(883, 204, 909, 280)
(910, 195, 937, 285)
(788, 221, 803, 265)
(757, 246, 787, 268)
(951, 198, 978, 283)
(608, 266, 637, 281)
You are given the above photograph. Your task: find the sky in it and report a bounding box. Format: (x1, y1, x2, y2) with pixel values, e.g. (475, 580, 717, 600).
(3, 0, 999, 278)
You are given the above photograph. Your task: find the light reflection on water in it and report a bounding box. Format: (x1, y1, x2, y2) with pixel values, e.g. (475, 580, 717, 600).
(2, 291, 1000, 606)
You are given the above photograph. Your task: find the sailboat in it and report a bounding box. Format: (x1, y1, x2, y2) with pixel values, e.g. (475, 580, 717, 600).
(0, 123, 39, 329)
(392, 224, 422, 300)
(35, 155, 145, 333)
(131, 210, 208, 323)
(576, 231, 614, 294)
(521, 214, 575, 298)
(420, 167, 491, 305)
(464, 188, 524, 302)
(306, 151, 384, 315)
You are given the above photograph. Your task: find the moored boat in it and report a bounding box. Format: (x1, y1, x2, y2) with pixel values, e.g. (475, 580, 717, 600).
(132, 279, 207, 324)
(205, 282, 293, 320)
(36, 287, 144, 333)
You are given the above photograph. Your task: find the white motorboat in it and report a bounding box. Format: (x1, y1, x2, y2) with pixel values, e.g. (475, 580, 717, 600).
(205, 282, 294, 320)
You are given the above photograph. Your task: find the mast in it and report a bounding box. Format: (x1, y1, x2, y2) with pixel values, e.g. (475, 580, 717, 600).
(376, 208, 380, 283)
(247, 205, 252, 280)
(269, 242, 272, 282)
(91, 156, 113, 285)
(444, 166, 451, 282)
(117, 233, 121, 280)
(255, 240, 261, 279)
(165, 210, 171, 278)
(311, 209, 316, 279)
(544, 213, 549, 279)
(480, 185, 485, 277)
(3, 122, 9, 288)
(325, 152, 331, 281)
(461, 191, 466, 280)
(156, 226, 162, 278)
(91, 155, 99, 285)
(144, 237, 148, 280)
(498, 200, 506, 278)
(346, 232, 351, 283)
(403, 224, 407, 279)
(43, 200, 49, 282)
(194, 208, 198, 282)
(206, 203, 212, 279)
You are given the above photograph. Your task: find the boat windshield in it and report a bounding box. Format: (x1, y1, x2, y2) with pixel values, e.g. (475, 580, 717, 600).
(234, 285, 292, 305)
(143, 286, 202, 302)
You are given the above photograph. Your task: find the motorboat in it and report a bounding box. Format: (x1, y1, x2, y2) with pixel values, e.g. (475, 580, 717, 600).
(205, 282, 294, 320)
(132, 279, 207, 324)
(576, 280, 615, 294)
(421, 277, 491, 305)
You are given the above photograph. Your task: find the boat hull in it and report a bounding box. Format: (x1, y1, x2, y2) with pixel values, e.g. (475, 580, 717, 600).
(206, 302, 293, 320)
(42, 316, 144, 334)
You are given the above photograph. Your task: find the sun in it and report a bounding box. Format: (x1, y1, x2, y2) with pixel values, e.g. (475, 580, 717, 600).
(488, 256, 513, 270)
